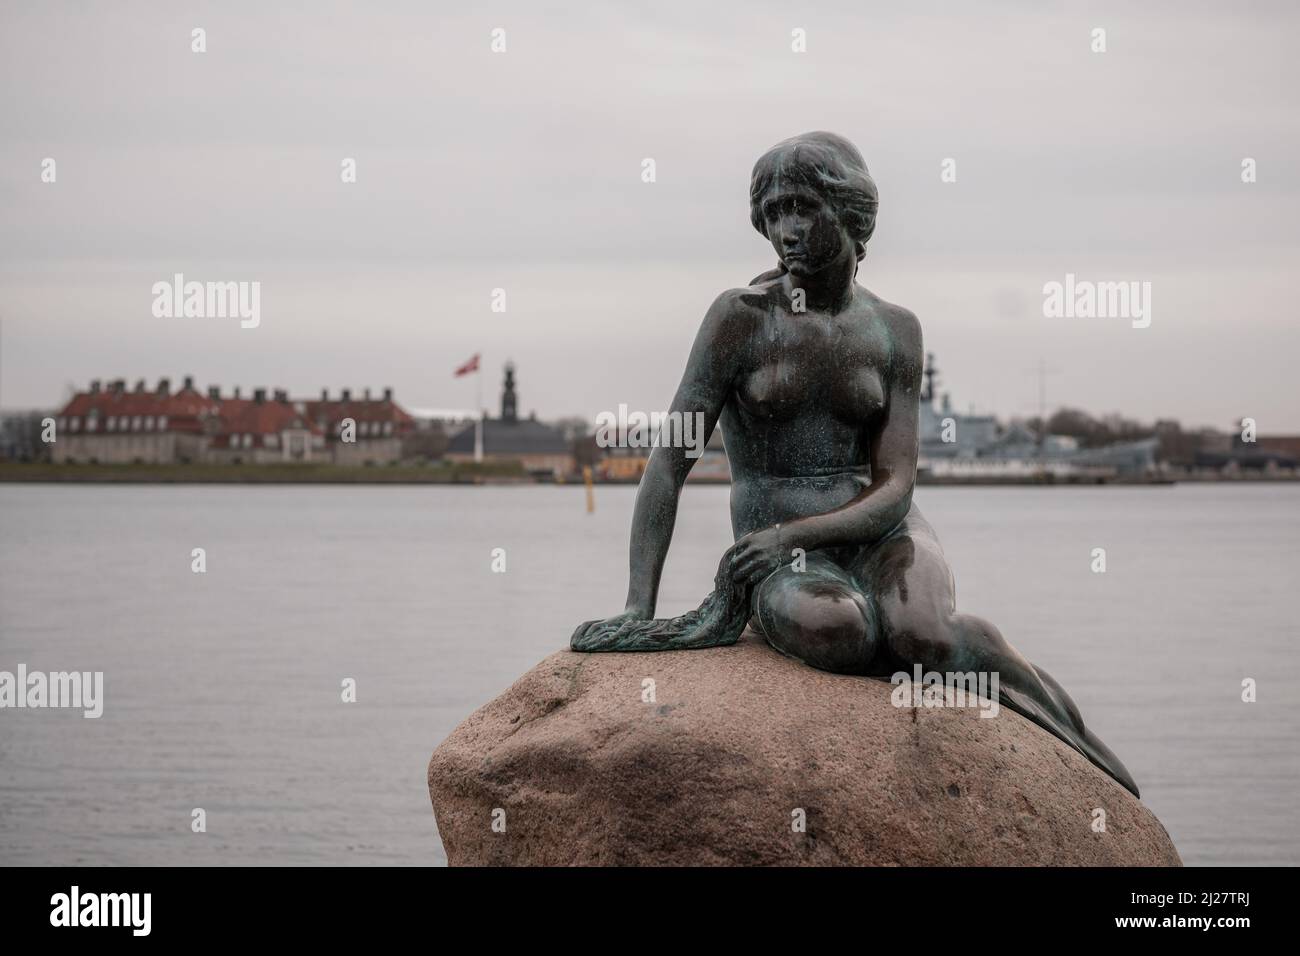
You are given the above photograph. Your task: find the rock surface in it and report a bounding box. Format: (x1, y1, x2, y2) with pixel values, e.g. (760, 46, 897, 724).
(428, 631, 1181, 866)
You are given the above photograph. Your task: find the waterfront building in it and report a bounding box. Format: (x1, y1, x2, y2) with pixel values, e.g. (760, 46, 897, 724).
(206, 388, 324, 464)
(916, 354, 1157, 479)
(51, 378, 414, 465)
(445, 363, 574, 477)
(304, 387, 415, 465)
(52, 377, 211, 464)
(596, 426, 729, 483)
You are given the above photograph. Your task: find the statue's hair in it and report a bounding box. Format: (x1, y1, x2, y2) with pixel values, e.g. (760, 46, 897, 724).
(749, 132, 879, 270)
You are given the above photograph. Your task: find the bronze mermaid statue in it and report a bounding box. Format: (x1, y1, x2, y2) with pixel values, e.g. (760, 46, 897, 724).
(572, 132, 1139, 797)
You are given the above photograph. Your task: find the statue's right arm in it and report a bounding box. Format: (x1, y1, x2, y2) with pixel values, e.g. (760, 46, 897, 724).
(622, 292, 745, 617)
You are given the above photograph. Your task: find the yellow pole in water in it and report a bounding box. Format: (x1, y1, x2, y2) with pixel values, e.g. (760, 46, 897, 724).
(583, 465, 595, 514)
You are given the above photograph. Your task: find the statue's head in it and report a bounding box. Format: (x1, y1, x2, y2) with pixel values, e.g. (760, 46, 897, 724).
(749, 132, 878, 278)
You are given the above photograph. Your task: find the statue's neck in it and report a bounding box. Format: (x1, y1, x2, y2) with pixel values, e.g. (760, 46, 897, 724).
(783, 253, 857, 314)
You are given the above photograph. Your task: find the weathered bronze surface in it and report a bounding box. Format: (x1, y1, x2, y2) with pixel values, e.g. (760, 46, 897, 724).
(572, 132, 1139, 797)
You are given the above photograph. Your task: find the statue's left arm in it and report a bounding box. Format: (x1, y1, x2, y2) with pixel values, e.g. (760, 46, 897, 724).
(726, 307, 923, 583)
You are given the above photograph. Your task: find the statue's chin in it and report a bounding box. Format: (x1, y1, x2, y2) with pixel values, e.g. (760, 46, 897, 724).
(782, 257, 829, 279)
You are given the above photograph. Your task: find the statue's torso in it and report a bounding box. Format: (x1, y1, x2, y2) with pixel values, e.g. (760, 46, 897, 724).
(720, 283, 899, 538)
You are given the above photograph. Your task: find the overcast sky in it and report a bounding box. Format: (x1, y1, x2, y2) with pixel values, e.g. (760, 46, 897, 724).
(2, 0, 1297, 430)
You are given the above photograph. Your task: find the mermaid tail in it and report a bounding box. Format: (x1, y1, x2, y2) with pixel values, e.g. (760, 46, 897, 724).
(996, 665, 1140, 798)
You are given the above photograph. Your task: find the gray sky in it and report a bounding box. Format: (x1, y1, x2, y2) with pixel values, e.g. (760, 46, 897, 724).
(2, 0, 1298, 429)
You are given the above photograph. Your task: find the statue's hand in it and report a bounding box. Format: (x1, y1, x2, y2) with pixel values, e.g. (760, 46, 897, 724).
(571, 608, 650, 650)
(724, 526, 786, 587)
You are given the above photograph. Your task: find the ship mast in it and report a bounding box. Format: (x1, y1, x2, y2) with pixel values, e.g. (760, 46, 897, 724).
(921, 352, 938, 405)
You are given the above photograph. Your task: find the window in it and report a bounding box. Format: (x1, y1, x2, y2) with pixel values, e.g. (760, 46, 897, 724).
(265, 433, 279, 448)
(132, 416, 143, 431)
(70, 417, 80, 431)
(384, 422, 393, 436)
(87, 415, 98, 432)
(244, 434, 254, 448)
(106, 417, 116, 431)
(158, 416, 168, 430)
(144, 416, 155, 430)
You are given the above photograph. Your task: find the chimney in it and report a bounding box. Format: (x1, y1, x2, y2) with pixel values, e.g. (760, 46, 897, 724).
(134, 378, 146, 392)
(183, 375, 194, 391)
(234, 386, 242, 400)
(89, 380, 101, 394)
(341, 388, 351, 401)
(254, 388, 266, 404)
(383, 386, 393, 402)
(364, 387, 372, 401)
(157, 377, 171, 395)
(112, 379, 126, 394)
(321, 388, 328, 401)
(274, 388, 288, 403)
(207, 386, 220, 400)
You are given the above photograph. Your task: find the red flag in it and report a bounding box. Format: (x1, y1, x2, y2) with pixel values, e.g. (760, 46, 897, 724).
(454, 353, 480, 377)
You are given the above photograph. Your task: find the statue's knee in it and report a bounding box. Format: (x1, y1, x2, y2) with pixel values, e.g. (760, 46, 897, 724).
(759, 583, 877, 674)
(884, 602, 962, 670)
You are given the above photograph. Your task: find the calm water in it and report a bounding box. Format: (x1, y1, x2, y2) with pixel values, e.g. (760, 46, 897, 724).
(1, 483, 1297, 866)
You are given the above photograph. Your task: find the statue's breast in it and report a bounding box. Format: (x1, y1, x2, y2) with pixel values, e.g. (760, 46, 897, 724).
(735, 361, 804, 420)
(736, 358, 886, 425)
(844, 365, 887, 420)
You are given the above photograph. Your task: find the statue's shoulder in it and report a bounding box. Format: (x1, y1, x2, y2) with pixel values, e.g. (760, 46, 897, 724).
(855, 286, 919, 330)
(700, 284, 772, 333)
(734, 273, 786, 304)
(856, 287, 922, 368)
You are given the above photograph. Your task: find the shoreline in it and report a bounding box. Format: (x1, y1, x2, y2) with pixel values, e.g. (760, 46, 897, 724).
(1, 462, 1297, 486)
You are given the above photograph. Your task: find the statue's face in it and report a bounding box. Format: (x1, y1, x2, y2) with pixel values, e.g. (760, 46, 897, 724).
(758, 183, 851, 278)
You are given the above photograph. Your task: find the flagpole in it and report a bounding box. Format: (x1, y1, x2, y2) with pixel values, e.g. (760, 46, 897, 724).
(474, 363, 483, 463)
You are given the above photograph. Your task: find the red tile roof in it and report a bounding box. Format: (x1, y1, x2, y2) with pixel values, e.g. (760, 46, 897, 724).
(57, 381, 411, 444)
(303, 399, 415, 436)
(59, 384, 212, 434)
(210, 399, 322, 448)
